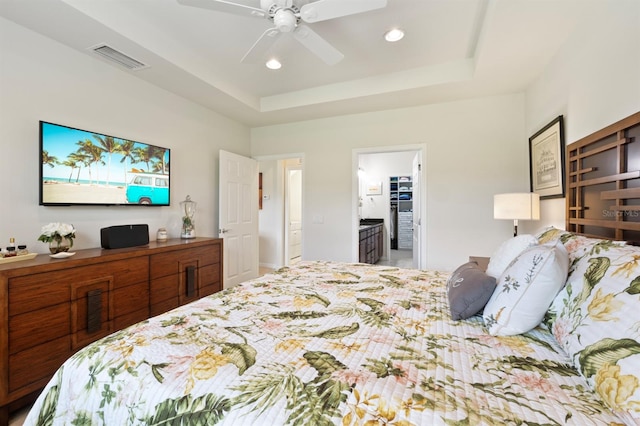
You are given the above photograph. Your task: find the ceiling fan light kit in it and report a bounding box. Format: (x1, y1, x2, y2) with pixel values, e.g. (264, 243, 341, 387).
(177, 0, 388, 65)
(273, 8, 297, 32)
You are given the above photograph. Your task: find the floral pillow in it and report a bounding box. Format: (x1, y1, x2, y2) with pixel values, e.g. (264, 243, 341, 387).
(536, 226, 625, 267)
(549, 243, 640, 423)
(483, 241, 569, 336)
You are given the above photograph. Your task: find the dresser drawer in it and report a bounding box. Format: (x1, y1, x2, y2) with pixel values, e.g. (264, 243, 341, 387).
(150, 245, 220, 279)
(9, 336, 71, 394)
(149, 243, 222, 314)
(8, 257, 148, 316)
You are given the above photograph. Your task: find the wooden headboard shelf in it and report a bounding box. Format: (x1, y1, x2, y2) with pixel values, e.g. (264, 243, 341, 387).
(566, 111, 640, 241)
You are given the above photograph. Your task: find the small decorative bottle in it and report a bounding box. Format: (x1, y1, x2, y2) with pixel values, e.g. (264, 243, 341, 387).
(156, 228, 168, 242)
(17, 245, 29, 256)
(5, 238, 17, 257)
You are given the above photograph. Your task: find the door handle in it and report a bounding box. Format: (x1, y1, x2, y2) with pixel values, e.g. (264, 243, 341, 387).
(219, 228, 230, 234)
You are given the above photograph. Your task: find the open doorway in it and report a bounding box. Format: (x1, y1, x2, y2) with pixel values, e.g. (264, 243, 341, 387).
(257, 156, 304, 271)
(354, 146, 425, 269)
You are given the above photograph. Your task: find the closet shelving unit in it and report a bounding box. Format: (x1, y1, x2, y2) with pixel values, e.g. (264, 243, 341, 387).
(390, 176, 413, 250)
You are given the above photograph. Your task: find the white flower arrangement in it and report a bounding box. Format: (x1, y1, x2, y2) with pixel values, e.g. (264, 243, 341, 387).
(38, 222, 76, 247)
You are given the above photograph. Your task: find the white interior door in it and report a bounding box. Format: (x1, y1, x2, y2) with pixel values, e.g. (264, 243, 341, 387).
(284, 161, 302, 265)
(412, 152, 422, 269)
(287, 169, 303, 262)
(219, 150, 258, 288)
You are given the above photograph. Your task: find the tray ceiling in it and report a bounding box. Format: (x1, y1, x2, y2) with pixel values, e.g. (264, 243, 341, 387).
(0, 0, 611, 126)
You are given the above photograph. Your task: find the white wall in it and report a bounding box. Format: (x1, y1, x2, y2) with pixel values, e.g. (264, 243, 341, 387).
(524, 0, 640, 233)
(251, 94, 528, 271)
(0, 18, 250, 253)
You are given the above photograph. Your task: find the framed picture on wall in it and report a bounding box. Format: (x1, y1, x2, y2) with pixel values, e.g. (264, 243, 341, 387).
(529, 115, 565, 199)
(366, 181, 382, 195)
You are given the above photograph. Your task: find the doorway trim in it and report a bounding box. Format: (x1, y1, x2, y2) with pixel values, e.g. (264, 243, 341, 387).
(352, 144, 427, 269)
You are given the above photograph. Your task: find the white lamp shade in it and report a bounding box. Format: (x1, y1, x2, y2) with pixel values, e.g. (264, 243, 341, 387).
(494, 193, 540, 220)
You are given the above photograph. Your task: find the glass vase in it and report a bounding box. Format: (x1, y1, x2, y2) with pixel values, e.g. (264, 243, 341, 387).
(49, 237, 71, 254)
(181, 217, 196, 239)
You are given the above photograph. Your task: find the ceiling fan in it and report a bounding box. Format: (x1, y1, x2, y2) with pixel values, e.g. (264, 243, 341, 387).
(176, 0, 388, 65)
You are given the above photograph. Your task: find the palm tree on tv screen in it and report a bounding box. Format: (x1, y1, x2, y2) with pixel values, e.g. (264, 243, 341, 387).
(68, 152, 89, 183)
(42, 150, 59, 169)
(133, 146, 152, 173)
(93, 133, 118, 186)
(150, 146, 167, 174)
(61, 158, 78, 183)
(76, 139, 105, 185)
(119, 140, 136, 184)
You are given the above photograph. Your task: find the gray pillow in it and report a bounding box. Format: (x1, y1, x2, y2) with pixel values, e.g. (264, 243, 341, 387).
(447, 262, 497, 320)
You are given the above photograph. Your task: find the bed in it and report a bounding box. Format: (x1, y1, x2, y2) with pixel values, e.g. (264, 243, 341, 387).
(24, 246, 639, 425)
(24, 113, 640, 425)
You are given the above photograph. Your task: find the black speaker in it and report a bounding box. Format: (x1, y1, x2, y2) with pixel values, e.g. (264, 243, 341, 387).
(100, 224, 149, 249)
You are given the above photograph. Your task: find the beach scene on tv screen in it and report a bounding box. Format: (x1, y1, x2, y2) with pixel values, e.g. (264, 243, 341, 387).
(41, 122, 170, 205)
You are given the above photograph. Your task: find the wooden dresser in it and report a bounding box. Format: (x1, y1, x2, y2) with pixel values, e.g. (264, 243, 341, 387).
(0, 237, 222, 424)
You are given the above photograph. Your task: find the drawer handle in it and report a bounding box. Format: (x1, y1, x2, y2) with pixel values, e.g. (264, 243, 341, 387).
(186, 266, 196, 297)
(87, 289, 102, 334)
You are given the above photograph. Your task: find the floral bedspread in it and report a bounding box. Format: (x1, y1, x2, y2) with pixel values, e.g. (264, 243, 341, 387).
(25, 261, 624, 425)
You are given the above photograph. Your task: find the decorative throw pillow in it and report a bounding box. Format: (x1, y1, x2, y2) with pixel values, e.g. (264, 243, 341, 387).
(485, 234, 538, 279)
(447, 262, 497, 320)
(483, 241, 569, 336)
(535, 226, 571, 244)
(548, 243, 640, 423)
(536, 226, 626, 266)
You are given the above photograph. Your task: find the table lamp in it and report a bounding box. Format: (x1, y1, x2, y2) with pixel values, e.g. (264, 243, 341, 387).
(494, 193, 540, 237)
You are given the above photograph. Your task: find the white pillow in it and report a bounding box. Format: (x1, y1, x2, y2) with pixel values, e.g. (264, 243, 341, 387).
(486, 234, 538, 279)
(483, 241, 569, 336)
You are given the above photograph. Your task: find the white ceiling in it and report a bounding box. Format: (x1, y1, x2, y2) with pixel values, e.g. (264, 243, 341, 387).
(0, 0, 609, 127)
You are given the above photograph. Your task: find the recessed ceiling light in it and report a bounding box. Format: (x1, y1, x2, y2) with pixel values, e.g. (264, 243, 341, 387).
(265, 58, 282, 70)
(384, 28, 404, 42)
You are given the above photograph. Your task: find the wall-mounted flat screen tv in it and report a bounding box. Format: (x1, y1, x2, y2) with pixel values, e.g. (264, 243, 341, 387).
(40, 121, 170, 206)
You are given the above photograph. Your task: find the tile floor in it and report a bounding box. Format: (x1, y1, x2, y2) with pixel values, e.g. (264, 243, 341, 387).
(377, 249, 414, 268)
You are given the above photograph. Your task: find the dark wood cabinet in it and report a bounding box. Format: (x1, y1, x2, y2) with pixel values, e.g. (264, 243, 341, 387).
(150, 243, 222, 316)
(0, 237, 222, 424)
(359, 223, 383, 264)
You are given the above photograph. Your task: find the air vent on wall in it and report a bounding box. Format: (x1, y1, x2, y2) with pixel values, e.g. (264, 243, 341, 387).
(89, 44, 149, 71)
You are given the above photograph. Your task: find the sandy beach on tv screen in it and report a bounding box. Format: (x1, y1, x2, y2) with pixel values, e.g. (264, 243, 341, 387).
(43, 182, 126, 204)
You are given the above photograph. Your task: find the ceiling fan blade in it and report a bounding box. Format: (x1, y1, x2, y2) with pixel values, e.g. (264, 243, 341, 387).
(241, 27, 281, 63)
(176, 0, 266, 19)
(293, 24, 344, 65)
(300, 0, 387, 23)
